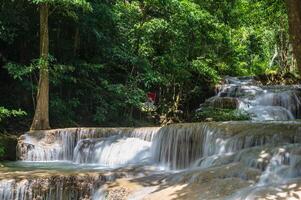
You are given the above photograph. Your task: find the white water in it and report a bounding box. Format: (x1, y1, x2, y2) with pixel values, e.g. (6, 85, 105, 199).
(8, 122, 301, 199)
(0, 180, 14, 200)
(20, 127, 159, 165)
(2, 76, 301, 200)
(19, 122, 301, 170)
(0, 178, 99, 200)
(216, 76, 301, 120)
(73, 136, 151, 167)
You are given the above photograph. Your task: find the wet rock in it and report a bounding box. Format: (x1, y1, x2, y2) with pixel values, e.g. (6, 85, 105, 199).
(204, 97, 239, 109)
(227, 178, 301, 200)
(205, 118, 213, 122)
(169, 163, 261, 184)
(106, 187, 129, 200)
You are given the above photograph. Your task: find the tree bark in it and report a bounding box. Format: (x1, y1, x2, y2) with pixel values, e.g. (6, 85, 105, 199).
(73, 27, 80, 57)
(286, 0, 301, 73)
(30, 3, 50, 130)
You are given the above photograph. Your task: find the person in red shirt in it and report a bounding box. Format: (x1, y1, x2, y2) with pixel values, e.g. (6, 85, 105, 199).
(147, 92, 156, 103)
(142, 92, 157, 112)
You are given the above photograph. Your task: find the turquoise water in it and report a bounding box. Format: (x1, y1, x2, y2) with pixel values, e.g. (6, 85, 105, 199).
(0, 161, 164, 174)
(1, 161, 110, 172)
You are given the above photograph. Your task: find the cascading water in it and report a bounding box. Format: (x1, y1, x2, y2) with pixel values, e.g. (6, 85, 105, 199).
(73, 136, 152, 166)
(18, 127, 159, 165)
(152, 121, 301, 169)
(215, 76, 301, 120)
(225, 145, 301, 200)
(1, 76, 301, 200)
(0, 174, 105, 200)
(12, 121, 301, 199)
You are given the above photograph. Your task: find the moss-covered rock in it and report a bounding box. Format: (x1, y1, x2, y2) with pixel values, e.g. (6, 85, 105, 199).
(194, 107, 250, 122)
(203, 97, 239, 109)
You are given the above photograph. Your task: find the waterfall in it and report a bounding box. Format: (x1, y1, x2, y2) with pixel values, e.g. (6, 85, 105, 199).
(0, 174, 104, 200)
(8, 77, 301, 200)
(214, 76, 301, 120)
(151, 124, 206, 169)
(73, 136, 152, 166)
(0, 180, 14, 200)
(224, 144, 301, 200)
(257, 148, 291, 185)
(8, 121, 301, 200)
(18, 127, 160, 166)
(18, 122, 301, 171)
(246, 106, 294, 121)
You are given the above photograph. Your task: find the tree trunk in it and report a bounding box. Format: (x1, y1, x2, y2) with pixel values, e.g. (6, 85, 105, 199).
(30, 3, 50, 130)
(73, 27, 80, 57)
(286, 0, 301, 73)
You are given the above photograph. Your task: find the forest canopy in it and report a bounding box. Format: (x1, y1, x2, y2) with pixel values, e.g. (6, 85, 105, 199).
(0, 0, 297, 129)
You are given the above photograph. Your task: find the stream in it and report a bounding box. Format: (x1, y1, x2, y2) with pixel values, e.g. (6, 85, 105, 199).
(1, 76, 301, 200)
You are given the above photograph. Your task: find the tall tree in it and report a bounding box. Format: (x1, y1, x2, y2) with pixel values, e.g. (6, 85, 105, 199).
(30, 0, 91, 130)
(286, 0, 301, 73)
(31, 3, 50, 130)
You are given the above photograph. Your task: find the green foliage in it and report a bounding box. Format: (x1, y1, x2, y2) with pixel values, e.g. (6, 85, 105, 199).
(192, 58, 220, 83)
(5, 56, 57, 80)
(0, 0, 292, 127)
(0, 107, 27, 123)
(194, 107, 251, 122)
(0, 107, 27, 132)
(30, 0, 92, 11)
(5, 62, 36, 80)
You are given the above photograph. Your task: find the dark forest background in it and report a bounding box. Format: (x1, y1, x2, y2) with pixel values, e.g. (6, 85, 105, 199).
(0, 0, 298, 130)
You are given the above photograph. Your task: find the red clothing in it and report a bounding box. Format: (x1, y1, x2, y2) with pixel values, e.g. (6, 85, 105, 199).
(147, 92, 156, 102)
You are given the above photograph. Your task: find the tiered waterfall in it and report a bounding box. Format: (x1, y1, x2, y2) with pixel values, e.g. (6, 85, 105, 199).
(1, 76, 301, 200)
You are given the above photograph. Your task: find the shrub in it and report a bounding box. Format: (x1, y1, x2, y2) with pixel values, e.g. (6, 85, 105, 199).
(0, 107, 27, 123)
(194, 107, 250, 122)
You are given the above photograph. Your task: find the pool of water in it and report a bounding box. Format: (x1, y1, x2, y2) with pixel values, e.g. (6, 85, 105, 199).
(1, 161, 116, 172)
(0, 161, 169, 175)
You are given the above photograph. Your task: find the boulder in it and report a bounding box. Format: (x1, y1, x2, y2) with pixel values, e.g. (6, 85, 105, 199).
(204, 96, 239, 109)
